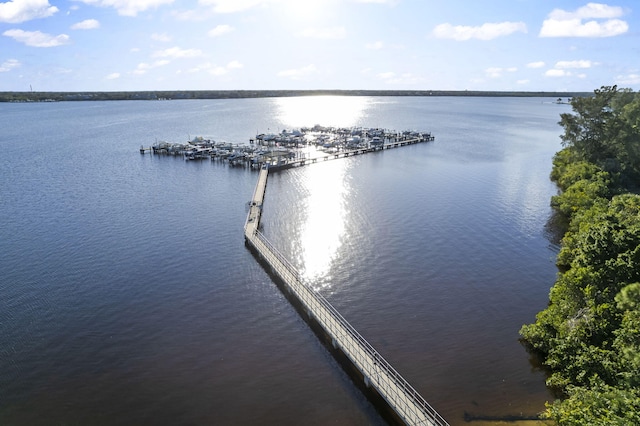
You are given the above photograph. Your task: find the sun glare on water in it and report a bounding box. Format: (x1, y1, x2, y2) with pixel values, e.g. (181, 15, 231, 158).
(298, 160, 350, 287)
(273, 95, 367, 287)
(275, 96, 370, 129)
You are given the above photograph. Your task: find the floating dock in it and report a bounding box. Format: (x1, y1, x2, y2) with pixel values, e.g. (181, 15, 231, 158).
(244, 148, 448, 425)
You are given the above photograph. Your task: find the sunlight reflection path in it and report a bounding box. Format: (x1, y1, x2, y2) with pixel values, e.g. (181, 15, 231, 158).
(275, 96, 370, 129)
(275, 96, 369, 289)
(298, 160, 350, 289)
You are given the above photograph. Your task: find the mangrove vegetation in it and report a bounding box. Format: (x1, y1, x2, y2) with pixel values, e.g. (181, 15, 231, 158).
(521, 85, 640, 425)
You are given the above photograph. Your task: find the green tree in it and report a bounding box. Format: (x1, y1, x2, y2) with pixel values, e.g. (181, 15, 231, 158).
(522, 88, 640, 423)
(613, 283, 640, 388)
(545, 382, 640, 425)
(559, 86, 620, 166)
(559, 86, 640, 185)
(550, 172, 610, 218)
(615, 93, 640, 182)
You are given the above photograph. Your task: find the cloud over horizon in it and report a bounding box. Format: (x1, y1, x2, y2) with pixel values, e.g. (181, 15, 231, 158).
(540, 2, 629, 37)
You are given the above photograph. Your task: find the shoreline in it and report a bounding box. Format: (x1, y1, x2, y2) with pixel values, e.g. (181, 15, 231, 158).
(0, 89, 591, 103)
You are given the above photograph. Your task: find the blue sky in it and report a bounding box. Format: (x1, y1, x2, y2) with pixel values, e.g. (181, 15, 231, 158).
(0, 0, 638, 92)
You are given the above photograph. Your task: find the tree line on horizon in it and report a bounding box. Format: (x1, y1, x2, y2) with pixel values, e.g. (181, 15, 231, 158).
(0, 89, 592, 102)
(520, 85, 640, 424)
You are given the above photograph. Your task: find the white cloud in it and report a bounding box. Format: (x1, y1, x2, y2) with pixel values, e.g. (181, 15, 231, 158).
(208, 24, 234, 37)
(74, 0, 175, 17)
(365, 41, 384, 49)
(106, 72, 120, 79)
(3, 29, 70, 47)
(298, 26, 346, 39)
(0, 0, 58, 23)
(550, 3, 625, 20)
(71, 18, 100, 29)
(540, 3, 628, 37)
(545, 60, 596, 78)
(517, 79, 530, 85)
(152, 46, 203, 58)
(151, 32, 171, 42)
(555, 59, 596, 69)
(527, 61, 545, 68)
(277, 64, 318, 79)
(432, 21, 527, 41)
(545, 69, 571, 77)
(0, 58, 20, 71)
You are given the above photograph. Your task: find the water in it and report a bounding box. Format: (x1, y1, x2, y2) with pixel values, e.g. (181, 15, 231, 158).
(0, 97, 569, 425)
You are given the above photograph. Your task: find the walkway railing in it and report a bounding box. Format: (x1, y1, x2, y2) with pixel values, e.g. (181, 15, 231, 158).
(244, 151, 448, 426)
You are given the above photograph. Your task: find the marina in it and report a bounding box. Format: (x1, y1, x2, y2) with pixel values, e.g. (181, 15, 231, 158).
(140, 126, 434, 169)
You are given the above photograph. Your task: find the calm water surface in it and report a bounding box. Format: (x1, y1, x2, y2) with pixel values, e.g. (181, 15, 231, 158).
(0, 97, 568, 425)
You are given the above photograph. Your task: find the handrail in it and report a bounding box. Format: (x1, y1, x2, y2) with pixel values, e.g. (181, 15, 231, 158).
(247, 229, 448, 426)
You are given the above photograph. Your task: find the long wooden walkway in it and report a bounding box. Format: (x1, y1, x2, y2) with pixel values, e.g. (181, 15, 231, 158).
(244, 163, 448, 425)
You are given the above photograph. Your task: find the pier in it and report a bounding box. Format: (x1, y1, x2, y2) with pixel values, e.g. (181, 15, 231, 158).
(244, 160, 448, 425)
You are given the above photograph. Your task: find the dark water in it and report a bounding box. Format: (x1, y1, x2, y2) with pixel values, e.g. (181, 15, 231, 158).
(0, 97, 568, 425)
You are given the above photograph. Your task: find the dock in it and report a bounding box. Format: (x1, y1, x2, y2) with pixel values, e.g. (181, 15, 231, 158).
(244, 161, 448, 425)
(140, 126, 434, 170)
(267, 135, 433, 171)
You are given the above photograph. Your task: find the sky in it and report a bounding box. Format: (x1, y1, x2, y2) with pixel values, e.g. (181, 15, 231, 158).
(0, 0, 638, 92)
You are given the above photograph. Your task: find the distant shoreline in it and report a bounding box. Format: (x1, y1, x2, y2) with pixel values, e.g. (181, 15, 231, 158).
(0, 89, 590, 102)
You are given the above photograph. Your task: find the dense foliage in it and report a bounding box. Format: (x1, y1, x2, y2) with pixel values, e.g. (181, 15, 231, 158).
(521, 86, 640, 424)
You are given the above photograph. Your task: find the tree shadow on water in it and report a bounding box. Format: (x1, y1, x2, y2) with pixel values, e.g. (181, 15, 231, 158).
(543, 209, 567, 251)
